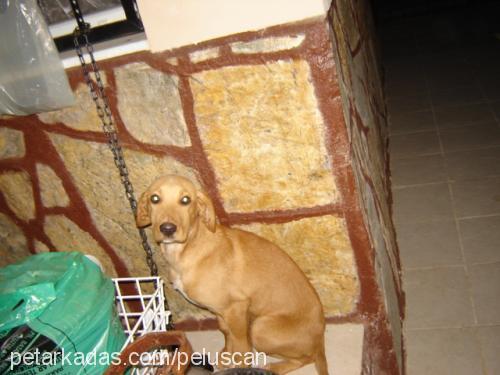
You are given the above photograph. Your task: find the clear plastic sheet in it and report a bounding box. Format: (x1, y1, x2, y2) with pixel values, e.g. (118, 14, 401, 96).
(0, 0, 74, 115)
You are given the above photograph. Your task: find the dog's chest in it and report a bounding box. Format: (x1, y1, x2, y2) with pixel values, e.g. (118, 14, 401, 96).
(161, 243, 208, 309)
(172, 275, 196, 304)
(161, 243, 183, 265)
(172, 274, 208, 309)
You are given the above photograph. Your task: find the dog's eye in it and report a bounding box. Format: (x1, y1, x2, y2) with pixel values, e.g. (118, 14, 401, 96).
(150, 194, 161, 204)
(180, 196, 191, 205)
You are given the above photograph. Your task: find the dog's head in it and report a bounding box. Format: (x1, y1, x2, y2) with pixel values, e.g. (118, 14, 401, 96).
(136, 175, 216, 244)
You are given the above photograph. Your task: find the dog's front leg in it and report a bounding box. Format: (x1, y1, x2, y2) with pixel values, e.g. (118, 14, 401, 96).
(217, 301, 252, 369)
(216, 314, 233, 353)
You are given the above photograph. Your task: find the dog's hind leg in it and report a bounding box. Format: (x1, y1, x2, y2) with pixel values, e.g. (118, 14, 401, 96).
(314, 345, 329, 375)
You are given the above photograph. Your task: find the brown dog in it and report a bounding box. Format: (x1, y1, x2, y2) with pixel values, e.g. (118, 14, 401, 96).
(136, 175, 328, 375)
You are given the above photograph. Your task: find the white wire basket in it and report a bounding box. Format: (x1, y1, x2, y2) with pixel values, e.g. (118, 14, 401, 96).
(112, 276, 171, 350)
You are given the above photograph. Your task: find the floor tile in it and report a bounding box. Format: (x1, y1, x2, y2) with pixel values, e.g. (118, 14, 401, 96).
(431, 85, 485, 108)
(419, 49, 467, 68)
(451, 177, 500, 218)
(434, 102, 496, 128)
(385, 79, 428, 99)
(490, 100, 500, 120)
(404, 267, 474, 329)
(418, 41, 461, 55)
(384, 62, 426, 97)
(440, 122, 500, 153)
(187, 324, 364, 375)
(389, 110, 435, 135)
(292, 324, 363, 375)
(387, 93, 430, 114)
(426, 68, 477, 92)
(186, 330, 224, 358)
(389, 131, 441, 159)
(445, 147, 500, 180)
(393, 183, 454, 224)
(459, 216, 500, 265)
(405, 328, 483, 375)
(396, 219, 462, 269)
(383, 44, 420, 60)
(476, 325, 500, 375)
(469, 262, 500, 325)
(384, 55, 424, 74)
(391, 154, 446, 186)
(482, 82, 500, 100)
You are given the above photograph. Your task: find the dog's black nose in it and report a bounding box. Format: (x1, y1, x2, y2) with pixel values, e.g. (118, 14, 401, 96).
(160, 222, 177, 236)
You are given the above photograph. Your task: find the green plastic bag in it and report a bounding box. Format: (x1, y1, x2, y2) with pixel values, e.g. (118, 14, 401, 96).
(0, 252, 126, 374)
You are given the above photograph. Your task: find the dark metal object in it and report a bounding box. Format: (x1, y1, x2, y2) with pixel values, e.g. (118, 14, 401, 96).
(70, 0, 162, 286)
(216, 369, 276, 375)
(56, 0, 143, 52)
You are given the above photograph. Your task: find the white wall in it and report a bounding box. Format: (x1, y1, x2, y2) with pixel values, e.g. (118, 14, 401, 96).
(137, 0, 332, 52)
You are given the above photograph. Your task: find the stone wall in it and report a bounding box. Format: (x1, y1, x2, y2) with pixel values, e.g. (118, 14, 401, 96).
(330, 0, 404, 373)
(0, 11, 402, 373)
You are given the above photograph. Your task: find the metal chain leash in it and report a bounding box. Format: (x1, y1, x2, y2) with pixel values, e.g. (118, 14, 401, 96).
(69, 0, 159, 278)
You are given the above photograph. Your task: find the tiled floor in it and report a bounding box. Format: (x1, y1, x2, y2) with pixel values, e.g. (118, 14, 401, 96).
(185, 323, 364, 374)
(382, 4, 500, 374)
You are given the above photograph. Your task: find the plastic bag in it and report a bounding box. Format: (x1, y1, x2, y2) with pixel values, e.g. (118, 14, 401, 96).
(0, 0, 75, 115)
(0, 252, 126, 374)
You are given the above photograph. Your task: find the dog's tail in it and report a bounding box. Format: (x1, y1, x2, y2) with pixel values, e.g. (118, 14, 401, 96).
(314, 344, 329, 375)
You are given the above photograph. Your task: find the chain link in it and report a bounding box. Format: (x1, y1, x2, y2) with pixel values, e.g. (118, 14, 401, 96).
(70, 0, 159, 279)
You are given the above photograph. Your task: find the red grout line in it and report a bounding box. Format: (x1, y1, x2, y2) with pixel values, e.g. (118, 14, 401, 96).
(24, 124, 131, 277)
(225, 203, 344, 226)
(306, 21, 379, 319)
(176, 64, 230, 223)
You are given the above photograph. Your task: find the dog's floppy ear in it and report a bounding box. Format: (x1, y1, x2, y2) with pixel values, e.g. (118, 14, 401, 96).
(196, 190, 216, 232)
(136, 190, 152, 228)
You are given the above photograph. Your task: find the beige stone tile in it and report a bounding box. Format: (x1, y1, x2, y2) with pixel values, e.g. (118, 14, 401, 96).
(0, 127, 25, 159)
(38, 84, 103, 132)
(451, 177, 500, 218)
(404, 267, 474, 329)
(469, 263, 500, 324)
(44, 215, 118, 277)
(445, 147, 500, 181)
(405, 328, 483, 375)
(391, 154, 446, 186)
(114, 63, 190, 146)
(393, 183, 454, 224)
(389, 110, 435, 135)
(191, 60, 339, 213)
(476, 325, 500, 375)
(440, 123, 500, 153)
(238, 217, 359, 316)
(0, 171, 35, 222)
(396, 219, 462, 269)
(187, 324, 364, 375)
(0, 213, 30, 267)
(459, 216, 500, 265)
(389, 131, 441, 159)
(37, 164, 70, 208)
(434, 102, 495, 128)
